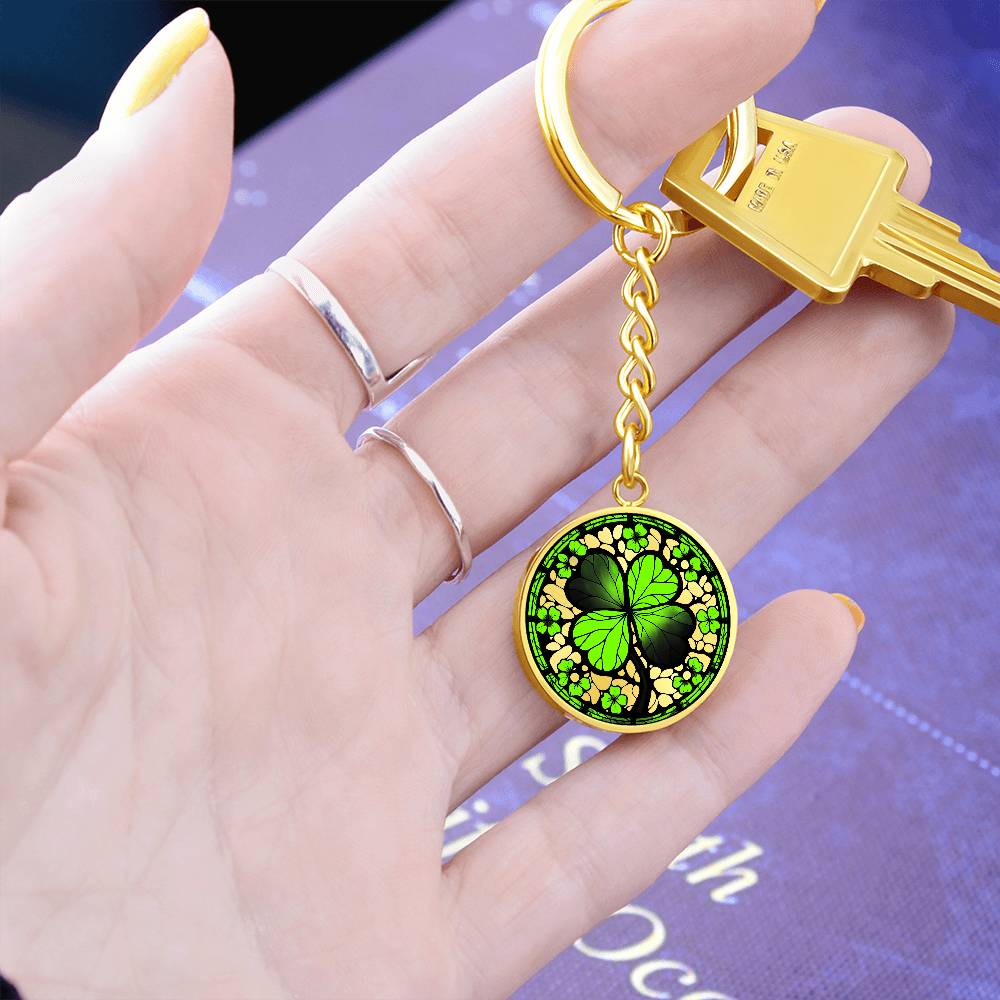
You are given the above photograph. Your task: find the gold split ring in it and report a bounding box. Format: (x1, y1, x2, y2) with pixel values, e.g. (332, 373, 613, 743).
(535, 0, 757, 235)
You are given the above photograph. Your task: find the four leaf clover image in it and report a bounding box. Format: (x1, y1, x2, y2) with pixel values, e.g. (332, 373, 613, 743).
(622, 523, 648, 552)
(600, 685, 628, 715)
(553, 538, 589, 579)
(537, 522, 728, 722)
(554, 658, 592, 699)
(696, 605, 721, 635)
(671, 541, 705, 582)
(672, 655, 709, 695)
(563, 547, 697, 719)
(535, 604, 563, 637)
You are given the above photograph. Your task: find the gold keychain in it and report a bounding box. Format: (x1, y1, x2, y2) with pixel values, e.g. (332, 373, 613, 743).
(515, 0, 999, 733)
(513, 0, 754, 732)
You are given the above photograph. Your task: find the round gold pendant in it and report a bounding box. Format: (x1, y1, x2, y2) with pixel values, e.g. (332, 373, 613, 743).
(514, 507, 737, 733)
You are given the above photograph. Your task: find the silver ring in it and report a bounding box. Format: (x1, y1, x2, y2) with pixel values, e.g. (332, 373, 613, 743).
(266, 255, 428, 408)
(357, 426, 472, 584)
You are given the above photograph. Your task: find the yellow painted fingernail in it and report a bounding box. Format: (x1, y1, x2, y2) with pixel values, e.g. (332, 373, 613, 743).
(831, 593, 865, 633)
(815, 0, 828, 11)
(101, 8, 210, 125)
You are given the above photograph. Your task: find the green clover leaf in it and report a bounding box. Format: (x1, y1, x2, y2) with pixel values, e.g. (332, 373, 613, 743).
(565, 550, 625, 612)
(628, 552, 681, 608)
(632, 603, 695, 665)
(572, 609, 630, 674)
(566, 551, 696, 673)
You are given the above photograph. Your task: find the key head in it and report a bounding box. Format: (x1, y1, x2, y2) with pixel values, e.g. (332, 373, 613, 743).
(661, 110, 909, 302)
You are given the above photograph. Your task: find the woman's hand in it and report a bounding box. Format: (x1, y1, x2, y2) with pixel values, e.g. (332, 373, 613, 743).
(0, 3, 952, 997)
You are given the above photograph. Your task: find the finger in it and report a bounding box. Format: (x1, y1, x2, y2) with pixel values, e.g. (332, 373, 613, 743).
(203, 0, 817, 429)
(446, 590, 860, 997)
(426, 276, 953, 808)
(0, 11, 232, 466)
(366, 108, 933, 599)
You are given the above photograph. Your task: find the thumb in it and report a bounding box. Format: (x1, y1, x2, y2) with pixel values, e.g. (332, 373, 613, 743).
(0, 8, 233, 465)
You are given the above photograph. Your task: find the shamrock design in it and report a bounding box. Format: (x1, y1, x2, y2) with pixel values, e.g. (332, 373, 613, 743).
(601, 685, 628, 715)
(683, 556, 703, 582)
(553, 538, 589, 579)
(696, 606, 721, 635)
(685, 654, 705, 685)
(534, 605, 562, 637)
(554, 658, 592, 699)
(672, 655, 707, 695)
(621, 522, 648, 552)
(565, 550, 696, 674)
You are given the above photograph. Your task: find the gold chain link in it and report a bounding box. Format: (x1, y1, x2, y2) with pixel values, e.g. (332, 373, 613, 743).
(610, 201, 673, 507)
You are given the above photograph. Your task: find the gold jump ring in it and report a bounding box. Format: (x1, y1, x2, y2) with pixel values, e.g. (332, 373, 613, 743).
(612, 472, 650, 507)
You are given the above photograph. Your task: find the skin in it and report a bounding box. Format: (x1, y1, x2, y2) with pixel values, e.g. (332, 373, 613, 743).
(0, 1, 953, 997)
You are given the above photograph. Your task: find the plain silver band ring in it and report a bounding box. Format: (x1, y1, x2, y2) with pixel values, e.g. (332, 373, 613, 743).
(357, 426, 472, 584)
(266, 255, 428, 408)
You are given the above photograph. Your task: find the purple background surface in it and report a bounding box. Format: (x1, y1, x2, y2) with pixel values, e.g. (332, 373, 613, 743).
(153, 2, 999, 997)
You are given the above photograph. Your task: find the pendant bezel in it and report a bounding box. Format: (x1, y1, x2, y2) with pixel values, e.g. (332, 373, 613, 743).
(513, 505, 738, 734)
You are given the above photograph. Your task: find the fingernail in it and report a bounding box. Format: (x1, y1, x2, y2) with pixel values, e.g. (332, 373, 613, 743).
(815, 0, 828, 11)
(101, 8, 210, 126)
(831, 593, 865, 633)
(920, 140, 933, 168)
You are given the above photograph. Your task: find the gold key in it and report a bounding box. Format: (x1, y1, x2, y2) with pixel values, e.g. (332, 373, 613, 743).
(660, 109, 1000, 324)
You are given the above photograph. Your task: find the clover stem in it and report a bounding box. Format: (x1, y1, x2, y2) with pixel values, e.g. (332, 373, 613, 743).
(626, 613, 652, 721)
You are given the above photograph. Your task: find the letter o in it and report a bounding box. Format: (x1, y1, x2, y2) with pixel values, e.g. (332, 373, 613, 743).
(574, 904, 666, 963)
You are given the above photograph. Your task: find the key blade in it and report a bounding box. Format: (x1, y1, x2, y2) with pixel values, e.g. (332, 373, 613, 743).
(663, 109, 1000, 325)
(869, 199, 1000, 323)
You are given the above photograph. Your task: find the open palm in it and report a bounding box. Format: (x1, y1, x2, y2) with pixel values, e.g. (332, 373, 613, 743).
(0, 4, 952, 998)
